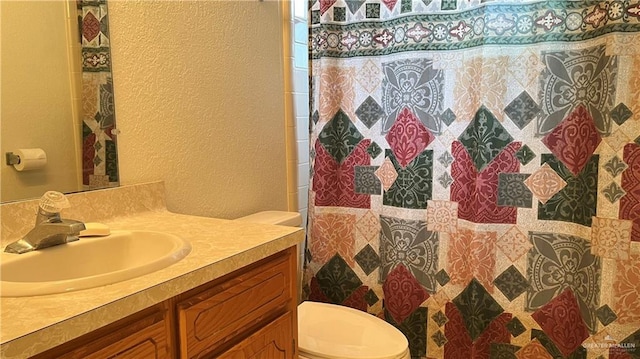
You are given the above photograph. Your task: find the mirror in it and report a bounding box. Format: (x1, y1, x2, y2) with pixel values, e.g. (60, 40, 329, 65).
(0, 0, 119, 203)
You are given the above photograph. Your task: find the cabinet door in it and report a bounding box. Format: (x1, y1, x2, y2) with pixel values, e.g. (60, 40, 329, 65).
(177, 253, 293, 358)
(218, 312, 295, 359)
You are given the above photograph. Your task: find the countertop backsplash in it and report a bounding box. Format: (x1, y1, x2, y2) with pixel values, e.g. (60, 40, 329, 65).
(1, 182, 166, 249)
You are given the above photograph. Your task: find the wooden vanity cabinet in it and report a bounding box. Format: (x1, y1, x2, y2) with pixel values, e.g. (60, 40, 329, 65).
(33, 247, 298, 359)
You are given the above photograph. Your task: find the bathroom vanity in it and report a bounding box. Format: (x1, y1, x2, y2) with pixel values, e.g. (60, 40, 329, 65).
(0, 182, 304, 358)
(32, 247, 297, 358)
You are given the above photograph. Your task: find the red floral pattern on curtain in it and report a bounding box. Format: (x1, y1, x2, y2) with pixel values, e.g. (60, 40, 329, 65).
(451, 141, 520, 224)
(312, 140, 371, 208)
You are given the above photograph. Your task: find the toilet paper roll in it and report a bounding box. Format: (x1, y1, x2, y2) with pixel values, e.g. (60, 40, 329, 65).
(13, 148, 47, 171)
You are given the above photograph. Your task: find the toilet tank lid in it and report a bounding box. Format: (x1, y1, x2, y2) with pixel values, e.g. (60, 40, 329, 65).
(234, 211, 302, 227)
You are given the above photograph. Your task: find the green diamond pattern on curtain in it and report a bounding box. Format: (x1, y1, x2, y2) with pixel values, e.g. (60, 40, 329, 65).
(314, 254, 363, 304)
(305, 1, 640, 358)
(452, 278, 504, 341)
(537, 154, 599, 227)
(382, 149, 433, 209)
(318, 108, 364, 164)
(458, 106, 514, 173)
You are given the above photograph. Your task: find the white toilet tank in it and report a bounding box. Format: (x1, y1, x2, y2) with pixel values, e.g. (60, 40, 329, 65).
(234, 211, 301, 227)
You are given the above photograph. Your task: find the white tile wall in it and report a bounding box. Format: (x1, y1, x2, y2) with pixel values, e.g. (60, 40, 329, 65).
(294, 44, 307, 69)
(294, 93, 309, 116)
(291, 1, 310, 230)
(297, 140, 309, 163)
(294, 22, 308, 43)
(297, 163, 310, 188)
(293, 68, 309, 93)
(296, 117, 309, 141)
(293, 0, 307, 19)
(298, 185, 309, 207)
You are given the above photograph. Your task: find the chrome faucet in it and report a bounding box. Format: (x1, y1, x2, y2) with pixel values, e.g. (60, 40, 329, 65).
(4, 192, 86, 254)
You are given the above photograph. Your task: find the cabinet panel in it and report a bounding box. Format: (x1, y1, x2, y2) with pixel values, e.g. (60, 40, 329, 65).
(218, 312, 294, 359)
(81, 319, 168, 359)
(33, 307, 171, 359)
(177, 253, 293, 358)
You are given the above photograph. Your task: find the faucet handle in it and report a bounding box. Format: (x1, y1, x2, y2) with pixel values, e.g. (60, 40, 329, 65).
(39, 191, 70, 213)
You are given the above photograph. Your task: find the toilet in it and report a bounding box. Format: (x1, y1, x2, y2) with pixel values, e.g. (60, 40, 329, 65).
(235, 211, 411, 359)
(297, 301, 410, 359)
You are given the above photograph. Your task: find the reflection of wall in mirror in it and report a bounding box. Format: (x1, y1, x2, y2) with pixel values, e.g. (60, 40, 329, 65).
(0, 0, 83, 202)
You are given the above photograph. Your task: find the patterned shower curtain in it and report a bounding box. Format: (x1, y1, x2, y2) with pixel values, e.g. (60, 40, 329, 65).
(304, 1, 640, 358)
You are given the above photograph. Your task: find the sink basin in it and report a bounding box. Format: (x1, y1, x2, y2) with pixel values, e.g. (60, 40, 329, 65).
(1, 230, 191, 297)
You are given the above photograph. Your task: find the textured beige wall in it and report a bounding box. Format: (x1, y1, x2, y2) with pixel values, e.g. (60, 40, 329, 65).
(108, 0, 289, 219)
(0, 1, 82, 202)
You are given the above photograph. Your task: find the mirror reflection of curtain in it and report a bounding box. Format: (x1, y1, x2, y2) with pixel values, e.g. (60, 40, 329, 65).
(304, 1, 640, 358)
(78, 0, 119, 189)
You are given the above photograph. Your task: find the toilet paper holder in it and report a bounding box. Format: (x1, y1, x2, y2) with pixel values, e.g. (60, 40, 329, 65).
(5, 152, 21, 166)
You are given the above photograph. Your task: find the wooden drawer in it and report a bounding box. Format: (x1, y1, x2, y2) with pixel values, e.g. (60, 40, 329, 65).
(76, 316, 169, 359)
(177, 253, 293, 358)
(33, 305, 171, 359)
(218, 312, 294, 359)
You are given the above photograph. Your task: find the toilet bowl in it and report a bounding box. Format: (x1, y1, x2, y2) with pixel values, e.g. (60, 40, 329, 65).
(235, 211, 411, 359)
(298, 301, 410, 359)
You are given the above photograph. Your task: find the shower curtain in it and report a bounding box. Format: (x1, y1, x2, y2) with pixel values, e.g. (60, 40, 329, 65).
(304, 1, 640, 358)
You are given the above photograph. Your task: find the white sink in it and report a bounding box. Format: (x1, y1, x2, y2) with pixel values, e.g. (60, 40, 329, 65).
(1, 230, 191, 297)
